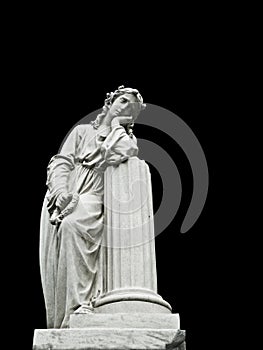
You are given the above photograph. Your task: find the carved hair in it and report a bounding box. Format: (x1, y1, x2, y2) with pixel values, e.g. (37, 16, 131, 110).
(91, 85, 146, 137)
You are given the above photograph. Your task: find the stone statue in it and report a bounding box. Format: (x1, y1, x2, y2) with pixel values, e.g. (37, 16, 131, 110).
(35, 86, 186, 349)
(39, 86, 146, 328)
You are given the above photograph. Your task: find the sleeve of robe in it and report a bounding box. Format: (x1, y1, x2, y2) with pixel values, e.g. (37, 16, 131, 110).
(46, 125, 83, 215)
(101, 125, 138, 165)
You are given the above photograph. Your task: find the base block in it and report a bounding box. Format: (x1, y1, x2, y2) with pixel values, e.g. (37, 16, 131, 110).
(33, 328, 186, 350)
(70, 312, 180, 329)
(33, 313, 186, 349)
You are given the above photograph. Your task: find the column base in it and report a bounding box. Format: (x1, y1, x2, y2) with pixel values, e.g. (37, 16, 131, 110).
(70, 312, 180, 328)
(94, 288, 172, 313)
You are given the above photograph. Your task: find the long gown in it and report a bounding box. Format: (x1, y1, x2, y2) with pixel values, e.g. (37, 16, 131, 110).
(39, 123, 138, 328)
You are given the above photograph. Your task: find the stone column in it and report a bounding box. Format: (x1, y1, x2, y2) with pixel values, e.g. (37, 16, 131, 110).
(94, 157, 171, 313)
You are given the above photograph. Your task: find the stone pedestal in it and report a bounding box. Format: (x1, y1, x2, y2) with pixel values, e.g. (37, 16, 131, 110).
(33, 329, 186, 349)
(33, 313, 186, 349)
(69, 312, 180, 329)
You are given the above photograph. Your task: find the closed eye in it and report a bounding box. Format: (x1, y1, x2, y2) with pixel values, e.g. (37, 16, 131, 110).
(120, 97, 129, 103)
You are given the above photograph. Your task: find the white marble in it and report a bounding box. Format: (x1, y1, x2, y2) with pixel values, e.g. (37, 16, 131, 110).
(69, 312, 180, 329)
(97, 158, 172, 314)
(33, 328, 186, 350)
(35, 87, 187, 349)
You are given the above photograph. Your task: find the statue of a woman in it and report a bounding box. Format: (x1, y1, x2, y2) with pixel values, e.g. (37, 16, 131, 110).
(39, 86, 146, 328)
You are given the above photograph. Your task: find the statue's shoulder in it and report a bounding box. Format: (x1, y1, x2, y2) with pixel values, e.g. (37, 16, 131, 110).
(73, 123, 94, 137)
(65, 124, 94, 145)
(74, 123, 92, 131)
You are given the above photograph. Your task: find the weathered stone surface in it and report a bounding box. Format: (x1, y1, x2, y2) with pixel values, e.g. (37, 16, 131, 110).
(166, 329, 186, 349)
(95, 299, 171, 314)
(33, 328, 186, 350)
(98, 158, 172, 314)
(70, 312, 180, 329)
(103, 158, 158, 290)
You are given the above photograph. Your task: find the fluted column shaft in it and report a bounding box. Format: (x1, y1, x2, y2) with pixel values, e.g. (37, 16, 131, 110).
(105, 157, 156, 291)
(95, 157, 171, 313)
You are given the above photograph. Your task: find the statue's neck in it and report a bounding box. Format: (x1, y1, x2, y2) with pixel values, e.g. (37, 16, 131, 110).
(100, 113, 112, 127)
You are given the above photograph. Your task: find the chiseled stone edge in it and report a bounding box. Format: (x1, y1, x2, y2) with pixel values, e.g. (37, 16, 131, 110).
(33, 328, 185, 350)
(94, 292, 172, 311)
(166, 329, 186, 349)
(70, 312, 180, 329)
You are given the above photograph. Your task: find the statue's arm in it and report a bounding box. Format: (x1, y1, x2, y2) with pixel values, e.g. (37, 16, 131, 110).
(46, 125, 83, 214)
(100, 124, 138, 165)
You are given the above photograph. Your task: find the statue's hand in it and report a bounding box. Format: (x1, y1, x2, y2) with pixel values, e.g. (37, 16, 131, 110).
(111, 116, 133, 128)
(50, 193, 79, 226)
(56, 192, 73, 211)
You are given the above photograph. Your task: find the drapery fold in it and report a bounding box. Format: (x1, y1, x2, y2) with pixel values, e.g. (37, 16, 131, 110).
(40, 123, 138, 328)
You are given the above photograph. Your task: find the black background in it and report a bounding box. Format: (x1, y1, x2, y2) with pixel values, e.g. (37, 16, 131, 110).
(25, 68, 225, 349)
(5, 14, 241, 349)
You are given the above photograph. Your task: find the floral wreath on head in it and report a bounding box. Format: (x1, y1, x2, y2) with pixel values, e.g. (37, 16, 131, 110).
(91, 85, 146, 137)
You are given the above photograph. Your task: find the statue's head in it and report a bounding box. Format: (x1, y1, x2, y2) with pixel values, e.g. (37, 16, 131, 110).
(92, 86, 146, 131)
(104, 86, 146, 122)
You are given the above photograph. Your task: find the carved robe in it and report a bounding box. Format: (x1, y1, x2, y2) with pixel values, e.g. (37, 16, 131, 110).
(39, 123, 138, 328)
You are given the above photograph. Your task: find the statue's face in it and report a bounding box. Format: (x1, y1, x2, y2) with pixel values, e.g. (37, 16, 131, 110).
(109, 93, 141, 122)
